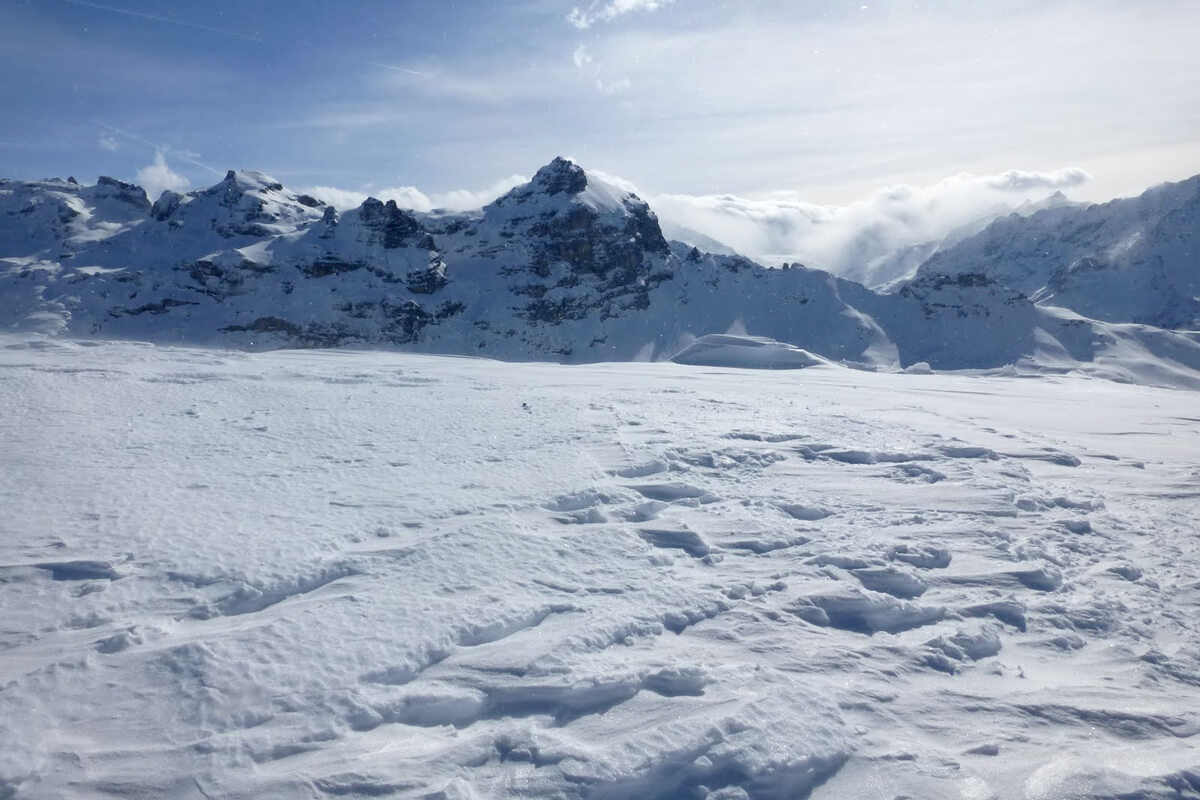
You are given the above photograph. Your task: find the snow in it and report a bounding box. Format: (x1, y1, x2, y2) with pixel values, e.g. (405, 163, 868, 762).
(3, 335, 1199, 799)
(670, 334, 829, 369)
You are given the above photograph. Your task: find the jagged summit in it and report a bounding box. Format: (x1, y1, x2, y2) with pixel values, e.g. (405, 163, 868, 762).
(478, 156, 670, 282)
(531, 156, 588, 196)
(488, 156, 650, 217)
(91, 176, 151, 211)
(208, 169, 288, 194)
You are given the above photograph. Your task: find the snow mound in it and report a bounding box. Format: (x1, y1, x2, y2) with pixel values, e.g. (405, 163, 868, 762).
(670, 334, 828, 369)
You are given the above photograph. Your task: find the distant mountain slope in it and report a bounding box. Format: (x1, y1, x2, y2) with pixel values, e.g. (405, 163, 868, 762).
(911, 175, 1200, 329)
(2, 158, 1199, 383)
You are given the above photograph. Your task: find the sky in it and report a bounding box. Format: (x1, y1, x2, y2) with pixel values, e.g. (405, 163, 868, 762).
(2, 0, 1199, 268)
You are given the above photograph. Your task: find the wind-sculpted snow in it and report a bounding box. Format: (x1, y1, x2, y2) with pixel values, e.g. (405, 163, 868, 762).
(3, 161, 1200, 384)
(671, 334, 829, 369)
(2, 337, 1199, 798)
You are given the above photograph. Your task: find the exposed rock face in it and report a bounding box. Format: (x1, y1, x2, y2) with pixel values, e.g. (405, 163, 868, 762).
(359, 198, 423, 249)
(481, 156, 674, 325)
(406, 255, 448, 294)
(94, 176, 151, 211)
(532, 156, 588, 195)
(151, 190, 182, 222)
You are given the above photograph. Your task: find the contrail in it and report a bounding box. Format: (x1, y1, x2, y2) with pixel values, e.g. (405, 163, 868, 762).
(94, 121, 224, 176)
(368, 61, 436, 79)
(59, 0, 263, 43)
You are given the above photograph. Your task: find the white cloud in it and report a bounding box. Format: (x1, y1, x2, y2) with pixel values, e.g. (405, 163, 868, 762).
(572, 44, 593, 69)
(135, 151, 190, 200)
(301, 174, 529, 212)
(651, 168, 1092, 286)
(300, 185, 431, 211)
(433, 174, 530, 209)
(98, 132, 120, 152)
(596, 76, 631, 94)
(567, 0, 674, 29)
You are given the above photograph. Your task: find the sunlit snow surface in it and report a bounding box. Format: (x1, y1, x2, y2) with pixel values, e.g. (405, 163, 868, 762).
(2, 337, 1199, 799)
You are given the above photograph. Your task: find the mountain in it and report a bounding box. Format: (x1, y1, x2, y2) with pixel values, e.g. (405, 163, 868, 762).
(858, 190, 1083, 292)
(2, 158, 1199, 384)
(910, 176, 1200, 329)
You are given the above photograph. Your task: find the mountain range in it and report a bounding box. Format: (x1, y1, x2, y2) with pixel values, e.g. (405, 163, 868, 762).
(1, 157, 1197, 383)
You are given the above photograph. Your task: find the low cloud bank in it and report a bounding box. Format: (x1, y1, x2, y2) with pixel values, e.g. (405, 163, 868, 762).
(652, 168, 1089, 286)
(303, 175, 528, 213)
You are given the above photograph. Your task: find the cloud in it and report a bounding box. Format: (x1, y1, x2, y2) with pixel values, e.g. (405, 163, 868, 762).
(301, 174, 529, 212)
(983, 168, 1090, 192)
(567, 0, 674, 29)
(570, 42, 630, 96)
(98, 132, 120, 152)
(596, 76, 631, 94)
(651, 168, 1092, 286)
(368, 61, 436, 79)
(135, 151, 190, 200)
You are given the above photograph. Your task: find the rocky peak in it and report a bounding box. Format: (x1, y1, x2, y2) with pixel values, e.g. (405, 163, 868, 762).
(151, 190, 183, 222)
(358, 198, 423, 249)
(488, 158, 665, 236)
(531, 157, 588, 196)
(92, 176, 151, 211)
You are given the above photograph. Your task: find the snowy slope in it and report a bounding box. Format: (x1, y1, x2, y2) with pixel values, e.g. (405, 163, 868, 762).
(864, 191, 1082, 292)
(912, 176, 1200, 328)
(2, 160, 1199, 382)
(3, 336, 1199, 799)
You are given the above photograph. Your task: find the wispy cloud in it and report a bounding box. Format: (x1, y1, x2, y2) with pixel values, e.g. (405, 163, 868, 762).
(97, 132, 120, 152)
(285, 110, 402, 131)
(368, 61, 436, 79)
(570, 43, 631, 96)
(567, 0, 675, 29)
(58, 0, 262, 42)
(135, 151, 190, 200)
(596, 76, 631, 95)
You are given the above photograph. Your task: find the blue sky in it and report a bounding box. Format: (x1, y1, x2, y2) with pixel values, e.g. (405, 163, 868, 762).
(2, 0, 1199, 208)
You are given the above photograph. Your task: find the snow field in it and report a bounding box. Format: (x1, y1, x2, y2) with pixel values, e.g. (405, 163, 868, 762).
(1, 337, 1199, 799)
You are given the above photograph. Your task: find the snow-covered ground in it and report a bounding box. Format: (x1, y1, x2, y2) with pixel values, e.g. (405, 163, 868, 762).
(2, 336, 1199, 799)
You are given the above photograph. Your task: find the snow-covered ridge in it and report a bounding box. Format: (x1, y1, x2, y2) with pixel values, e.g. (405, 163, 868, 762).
(912, 175, 1200, 329)
(2, 159, 1199, 385)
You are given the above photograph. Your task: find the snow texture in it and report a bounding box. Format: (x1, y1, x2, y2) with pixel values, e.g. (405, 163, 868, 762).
(2, 336, 1199, 799)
